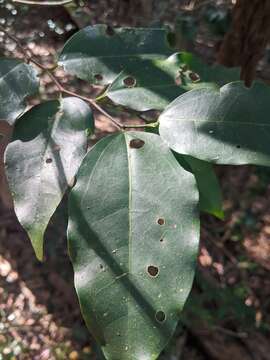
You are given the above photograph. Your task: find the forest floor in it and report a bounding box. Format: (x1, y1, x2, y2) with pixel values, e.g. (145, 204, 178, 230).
(1, 0, 270, 359)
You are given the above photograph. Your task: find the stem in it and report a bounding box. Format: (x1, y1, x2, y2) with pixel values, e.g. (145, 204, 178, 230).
(0, 25, 154, 130)
(12, 0, 73, 5)
(123, 121, 159, 129)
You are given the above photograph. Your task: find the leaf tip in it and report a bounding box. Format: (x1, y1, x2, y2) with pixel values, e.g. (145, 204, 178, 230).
(213, 209, 225, 220)
(27, 229, 44, 262)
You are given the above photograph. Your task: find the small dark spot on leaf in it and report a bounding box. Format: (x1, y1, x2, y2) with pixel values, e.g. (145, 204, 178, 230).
(175, 76, 182, 86)
(147, 265, 159, 277)
(129, 139, 145, 149)
(123, 76, 136, 88)
(157, 218, 165, 225)
(106, 25, 115, 36)
(160, 238, 164, 243)
(100, 264, 104, 269)
(189, 72, 200, 82)
(155, 311, 166, 323)
(236, 145, 241, 148)
(94, 74, 103, 82)
(46, 158, 52, 164)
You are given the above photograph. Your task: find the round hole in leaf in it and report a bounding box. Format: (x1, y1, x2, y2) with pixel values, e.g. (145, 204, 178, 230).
(129, 139, 145, 149)
(157, 218, 165, 225)
(155, 311, 166, 323)
(94, 74, 103, 82)
(189, 72, 200, 82)
(175, 76, 182, 86)
(106, 25, 115, 36)
(123, 76, 136, 88)
(46, 158, 52, 164)
(147, 265, 159, 277)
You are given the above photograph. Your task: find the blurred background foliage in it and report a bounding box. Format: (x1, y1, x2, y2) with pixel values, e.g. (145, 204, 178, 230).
(1, 0, 270, 359)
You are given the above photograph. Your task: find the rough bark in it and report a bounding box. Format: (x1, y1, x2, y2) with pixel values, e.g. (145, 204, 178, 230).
(217, 0, 270, 86)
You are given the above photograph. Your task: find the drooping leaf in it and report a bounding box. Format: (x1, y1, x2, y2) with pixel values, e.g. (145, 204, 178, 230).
(58, 25, 173, 85)
(159, 81, 270, 166)
(103, 52, 239, 111)
(174, 154, 223, 219)
(68, 132, 199, 360)
(0, 58, 39, 124)
(5, 97, 93, 260)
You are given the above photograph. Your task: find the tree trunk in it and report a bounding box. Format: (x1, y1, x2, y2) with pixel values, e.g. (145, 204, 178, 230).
(217, 0, 270, 86)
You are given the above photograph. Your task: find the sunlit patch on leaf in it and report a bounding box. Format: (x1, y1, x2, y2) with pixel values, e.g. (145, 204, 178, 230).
(68, 132, 199, 360)
(0, 59, 39, 124)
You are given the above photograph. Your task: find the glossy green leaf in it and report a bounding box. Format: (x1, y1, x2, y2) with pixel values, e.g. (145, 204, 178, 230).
(159, 81, 270, 166)
(59, 25, 173, 85)
(5, 97, 93, 260)
(68, 132, 199, 360)
(0, 58, 39, 124)
(174, 154, 223, 219)
(104, 52, 239, 111)
(176, 52, 239, 87)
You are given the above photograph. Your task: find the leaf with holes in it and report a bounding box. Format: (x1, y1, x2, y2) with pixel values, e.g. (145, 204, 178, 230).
(159, 81, 270, 166)
(104, 52, 240, 111)
(5, 97, 93, 260)
(0, 58, 39, 124)
(68, 132, 199, 360)
(59, 25, 173, 86)
(174, 154, 223, 219)
(176, 51, 239, 88)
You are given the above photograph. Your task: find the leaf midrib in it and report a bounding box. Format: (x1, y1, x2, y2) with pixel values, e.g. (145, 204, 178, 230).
(162, 118, 270, 127)
(125, 132, 132, 352)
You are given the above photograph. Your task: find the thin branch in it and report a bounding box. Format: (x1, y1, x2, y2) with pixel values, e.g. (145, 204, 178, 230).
(0, 25, 31, 60)
(58, 87, 124, 129)
(12, 0, 73, 5)
(0, 26, 155, 130)
(122, 121, 159, 129)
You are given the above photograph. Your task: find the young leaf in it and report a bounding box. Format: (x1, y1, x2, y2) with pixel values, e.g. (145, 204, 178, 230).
(159, 81, 270, 166)
(0, 58, 39, 124)
(58, 25, 173, 85)
(68, 132, 199, 360)
(5, 97, 93, 261)
(105, 52, 239, 111)
(174, 154, 224, 219)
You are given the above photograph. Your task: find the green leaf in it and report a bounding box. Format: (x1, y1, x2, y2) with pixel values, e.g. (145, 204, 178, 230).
(68, 132, 199, 360)
(159, 81, 270, 166)
(175, 52, 239, 87)
(5, 97, 93, 260)
(0, 58, 39, 124)
(103, 52, 239, 111)
(174, 154, 224, 219)
(59, 25, 173, 85)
